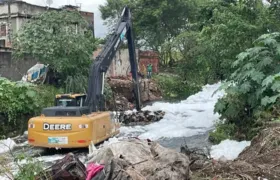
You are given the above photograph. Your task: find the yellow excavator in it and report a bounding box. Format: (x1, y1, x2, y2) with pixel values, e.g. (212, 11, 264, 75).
(27, 7, 141, 149)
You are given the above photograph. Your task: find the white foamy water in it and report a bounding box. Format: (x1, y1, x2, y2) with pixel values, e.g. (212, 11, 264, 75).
(120, 83, 224, 140)
(0, 138, 16, 154)
(210, 139, 251, 160)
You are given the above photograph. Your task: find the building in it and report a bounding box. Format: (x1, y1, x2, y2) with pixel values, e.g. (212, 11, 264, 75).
(138, 50, 159, 74)
(0, 0, 94, 48)
(0, 0, 94, 80)
(93, 45, 159, 77)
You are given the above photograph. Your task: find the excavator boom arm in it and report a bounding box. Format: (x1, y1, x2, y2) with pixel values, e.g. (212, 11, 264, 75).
(86, 7, 141, 112)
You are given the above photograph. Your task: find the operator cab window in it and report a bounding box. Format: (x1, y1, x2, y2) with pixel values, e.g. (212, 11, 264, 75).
(55, 111, 77, 116)
(57, 99, 76, 107)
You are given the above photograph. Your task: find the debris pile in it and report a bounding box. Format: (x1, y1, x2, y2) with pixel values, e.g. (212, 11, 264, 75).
(107, 95, 133, 111)
(86, 138, 190, 180)
(191, 124, 280, 180)
(35, 153, 87, 180)
(120, 110, 165, 126)
(35, 139, 190, 180)
(107, 77, 162, 104)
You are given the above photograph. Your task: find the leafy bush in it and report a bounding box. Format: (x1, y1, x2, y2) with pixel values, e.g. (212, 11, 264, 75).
(14, 154, 45, 180)
(153, 73, 201, 100)
(209, 122, 236, 144)
(214, 32, 280, 140)
(65, 75, 88, 94)
(0, 152, 45, 180)
(0, 78, 61, 137)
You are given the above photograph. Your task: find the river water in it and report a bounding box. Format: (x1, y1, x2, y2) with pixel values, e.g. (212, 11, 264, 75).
(120, 82, 223, 151)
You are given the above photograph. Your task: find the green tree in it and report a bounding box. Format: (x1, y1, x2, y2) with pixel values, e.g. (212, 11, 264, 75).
(214, 32, 280, 141)
(199, 0, 279, 80)
(100, 0, 197, 65)
(99, 0, 135, 30)
(12, 10, 96, 89)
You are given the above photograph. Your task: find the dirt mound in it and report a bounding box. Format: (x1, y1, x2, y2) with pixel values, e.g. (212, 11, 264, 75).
(192, 125, 280, 180)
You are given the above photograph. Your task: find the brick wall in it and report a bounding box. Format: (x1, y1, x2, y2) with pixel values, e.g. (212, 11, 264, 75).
(139, 50, 159, 74)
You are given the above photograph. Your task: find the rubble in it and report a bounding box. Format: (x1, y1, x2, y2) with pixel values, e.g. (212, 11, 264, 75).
(87, 138, 190, 180)
(106, 94, 133, 111)
(120, 110, 165, 126)
(35, 153, 87, 180)
(107, 77, 162, 103)
(35, 139, 190, 180)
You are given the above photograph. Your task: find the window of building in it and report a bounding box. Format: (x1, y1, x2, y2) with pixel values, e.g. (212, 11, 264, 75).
(0, 40, 5, 47)
(0, 24, 6, 37)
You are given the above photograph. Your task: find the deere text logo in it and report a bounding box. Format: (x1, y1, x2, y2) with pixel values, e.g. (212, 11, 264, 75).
(43, 123, 72, 130)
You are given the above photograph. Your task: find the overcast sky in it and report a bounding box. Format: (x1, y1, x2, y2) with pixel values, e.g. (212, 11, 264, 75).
(25, 0, 108, 37)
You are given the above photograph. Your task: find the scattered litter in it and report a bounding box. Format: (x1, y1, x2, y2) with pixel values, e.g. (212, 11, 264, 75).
(102, 137, 120, 147)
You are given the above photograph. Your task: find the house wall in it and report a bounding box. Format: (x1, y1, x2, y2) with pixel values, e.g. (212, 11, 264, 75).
(0, 1, 95, 48)
(0, 51, 38, 80)
(107, 48, 139, 77)
(93, 47, 159, 77)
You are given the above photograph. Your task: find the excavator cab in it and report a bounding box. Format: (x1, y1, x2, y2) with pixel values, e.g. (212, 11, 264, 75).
(55, 94, 87, 107)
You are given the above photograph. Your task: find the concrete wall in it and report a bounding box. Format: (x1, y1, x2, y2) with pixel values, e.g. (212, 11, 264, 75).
(0, 2, 49, 16)
(93, 46, 139, 77)
(0, 51, 37, 80)
(0, 1, 95, 48)
(107, 49, 139, 77)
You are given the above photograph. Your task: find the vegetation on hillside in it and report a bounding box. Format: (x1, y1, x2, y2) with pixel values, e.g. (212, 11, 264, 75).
(213, 32, 280, 142)
(0, 78, 62, 137)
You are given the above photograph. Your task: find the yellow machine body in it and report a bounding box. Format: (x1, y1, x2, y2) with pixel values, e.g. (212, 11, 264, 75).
(27, 111, 120, 148)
